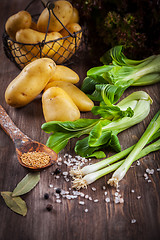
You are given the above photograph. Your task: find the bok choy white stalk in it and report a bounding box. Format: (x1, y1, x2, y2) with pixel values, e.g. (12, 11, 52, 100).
(42, 91, 152, 158)
(108, 110, 160, 187)
(81, 45, 160, 103)
(72, 138, 160, 190)
(75, 91, 152, 157)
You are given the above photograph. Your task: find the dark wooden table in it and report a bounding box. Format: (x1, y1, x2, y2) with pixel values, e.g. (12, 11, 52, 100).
(0, 1, 160, 240)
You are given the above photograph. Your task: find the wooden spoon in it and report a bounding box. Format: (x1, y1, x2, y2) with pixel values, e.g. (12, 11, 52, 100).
(0, 105, 58, 170)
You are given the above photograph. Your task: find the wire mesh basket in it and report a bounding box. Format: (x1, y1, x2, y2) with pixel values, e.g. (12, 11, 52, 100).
(2, 0, 82, 69)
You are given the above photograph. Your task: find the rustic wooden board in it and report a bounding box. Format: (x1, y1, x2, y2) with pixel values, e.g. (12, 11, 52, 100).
(0, 1, 160, 240)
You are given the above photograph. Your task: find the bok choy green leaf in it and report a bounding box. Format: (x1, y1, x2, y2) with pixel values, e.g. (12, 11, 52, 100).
(42, 91, 152, 158)
(82, 45, 160, 103)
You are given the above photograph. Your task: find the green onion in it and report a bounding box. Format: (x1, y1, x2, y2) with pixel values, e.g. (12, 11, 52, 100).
(70, 146, 133, 177)
(72, 161, 123, 190)
(108, 110, 160, 187)
(72, 138, 160, 189)
(71, 128, 160, 178)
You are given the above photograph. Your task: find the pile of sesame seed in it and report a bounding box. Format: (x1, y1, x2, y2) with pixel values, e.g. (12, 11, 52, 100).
(21, 151, 50, 168)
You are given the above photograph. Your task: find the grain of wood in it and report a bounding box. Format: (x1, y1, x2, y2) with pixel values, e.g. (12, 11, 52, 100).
(0, 1, 160, 240)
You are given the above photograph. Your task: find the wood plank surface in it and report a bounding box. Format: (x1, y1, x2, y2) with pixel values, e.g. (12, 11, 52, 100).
(0, 1, 160, 240)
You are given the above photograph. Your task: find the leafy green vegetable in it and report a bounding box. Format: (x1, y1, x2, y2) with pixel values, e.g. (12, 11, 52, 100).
(92, 105, 133, 119)
(82, 45, 160, 102)
(74, 136, 104, 157)
(88, 151, 106, 159)
(100, 45, 153, 66)
(42, 91, 152, 158)
(45, 119, 99, 153)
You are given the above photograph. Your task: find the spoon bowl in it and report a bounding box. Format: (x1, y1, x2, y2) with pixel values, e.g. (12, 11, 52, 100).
(0, 105, 57, 170)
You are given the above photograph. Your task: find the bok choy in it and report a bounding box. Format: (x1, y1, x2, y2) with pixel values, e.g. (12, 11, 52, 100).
(81, 45, 160, 102)
(42, 91, 152, 158)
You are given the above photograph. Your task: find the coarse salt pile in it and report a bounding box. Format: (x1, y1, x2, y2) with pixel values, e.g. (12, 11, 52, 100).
(48, 153, 126, 207)
(143, 168, 155, 183)
(131, 219, 136, 224)
(46, 153, 158, 222)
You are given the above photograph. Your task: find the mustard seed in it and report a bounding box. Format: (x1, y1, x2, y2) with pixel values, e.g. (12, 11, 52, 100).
(20, 151, 50, 168)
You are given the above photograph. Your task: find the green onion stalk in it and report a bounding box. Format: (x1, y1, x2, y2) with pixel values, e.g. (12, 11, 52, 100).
(71, 112, 160, 189)
(72, 138, 160, 190)
(108, 110, 160, 187)
(71, 128, 160, 178)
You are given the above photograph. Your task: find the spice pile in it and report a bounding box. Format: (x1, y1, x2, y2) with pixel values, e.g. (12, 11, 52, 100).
(44, 153, 159, 213)
(20, 151, 51, 168)
(37, 152, 159, 225)
(45, 154, 124, 206)
(1, 152, 159, 221)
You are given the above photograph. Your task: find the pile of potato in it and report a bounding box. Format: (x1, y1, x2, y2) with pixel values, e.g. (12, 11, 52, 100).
(5, 0, 82, 67)
(5, 58, 94, 122)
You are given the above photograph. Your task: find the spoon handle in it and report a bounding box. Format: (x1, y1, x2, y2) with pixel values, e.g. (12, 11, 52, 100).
(0, 105, 30, 143)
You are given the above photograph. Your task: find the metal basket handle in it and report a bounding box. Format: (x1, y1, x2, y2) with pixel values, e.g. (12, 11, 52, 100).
(42, 0, 75, 38)
(25, 0, 76, 44)
(41, 0, 54, 8)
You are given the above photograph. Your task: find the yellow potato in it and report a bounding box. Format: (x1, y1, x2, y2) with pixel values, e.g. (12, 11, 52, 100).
(5, 11, 32, 40)
(53, 23, 82, 64)
(16, 29, 63, 56)
(5, 58, 56, 108)
(37, 1, 73, 33)
(48, 65, 79, 84)
(44, 81, 94, 112)
(30, 21, 37, 31)
(42, 87, 80, 122)
(60, 23, 82, 38)
(9, 41, 37, 68)
(44, 33, 64, 57)
(69, 8, 79, 24)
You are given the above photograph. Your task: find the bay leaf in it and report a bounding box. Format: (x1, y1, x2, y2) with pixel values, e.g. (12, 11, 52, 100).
(12, 172, 40, 197)
(1, 191, 27, 216)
